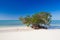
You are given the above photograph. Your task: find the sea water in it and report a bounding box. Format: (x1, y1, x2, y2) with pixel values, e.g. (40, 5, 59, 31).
(0, 20, 25, 27)
(49, 20, 60, 29)
(0, 20, 60, 29)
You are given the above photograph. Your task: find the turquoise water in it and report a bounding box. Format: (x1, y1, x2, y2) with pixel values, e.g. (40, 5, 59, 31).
(0, 20, 60, 29)
(49, 20, 60, 29)
(51, 20, 60, 24)
(0, 20, 24, 26)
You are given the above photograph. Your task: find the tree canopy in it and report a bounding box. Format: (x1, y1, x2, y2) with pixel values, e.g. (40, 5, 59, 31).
(19, 12, 52, 29)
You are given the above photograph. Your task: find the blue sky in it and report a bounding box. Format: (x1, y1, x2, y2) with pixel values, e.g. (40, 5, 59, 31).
(0, 0, 60, 20)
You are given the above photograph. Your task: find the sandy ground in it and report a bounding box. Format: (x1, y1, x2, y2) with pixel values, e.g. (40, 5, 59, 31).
(0, 26, 34, 32)
(0, 26, 60, 40)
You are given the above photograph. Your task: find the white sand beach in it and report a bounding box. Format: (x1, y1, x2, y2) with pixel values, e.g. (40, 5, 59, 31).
(0, 26, 60, 40)
(0, 26, 34, 32)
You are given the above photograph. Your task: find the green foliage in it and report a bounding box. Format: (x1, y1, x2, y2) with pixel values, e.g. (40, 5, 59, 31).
(19, 12, 52, 27)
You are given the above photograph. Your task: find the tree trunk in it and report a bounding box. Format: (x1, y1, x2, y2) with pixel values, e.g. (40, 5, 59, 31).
(31, 24, 47, 29)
